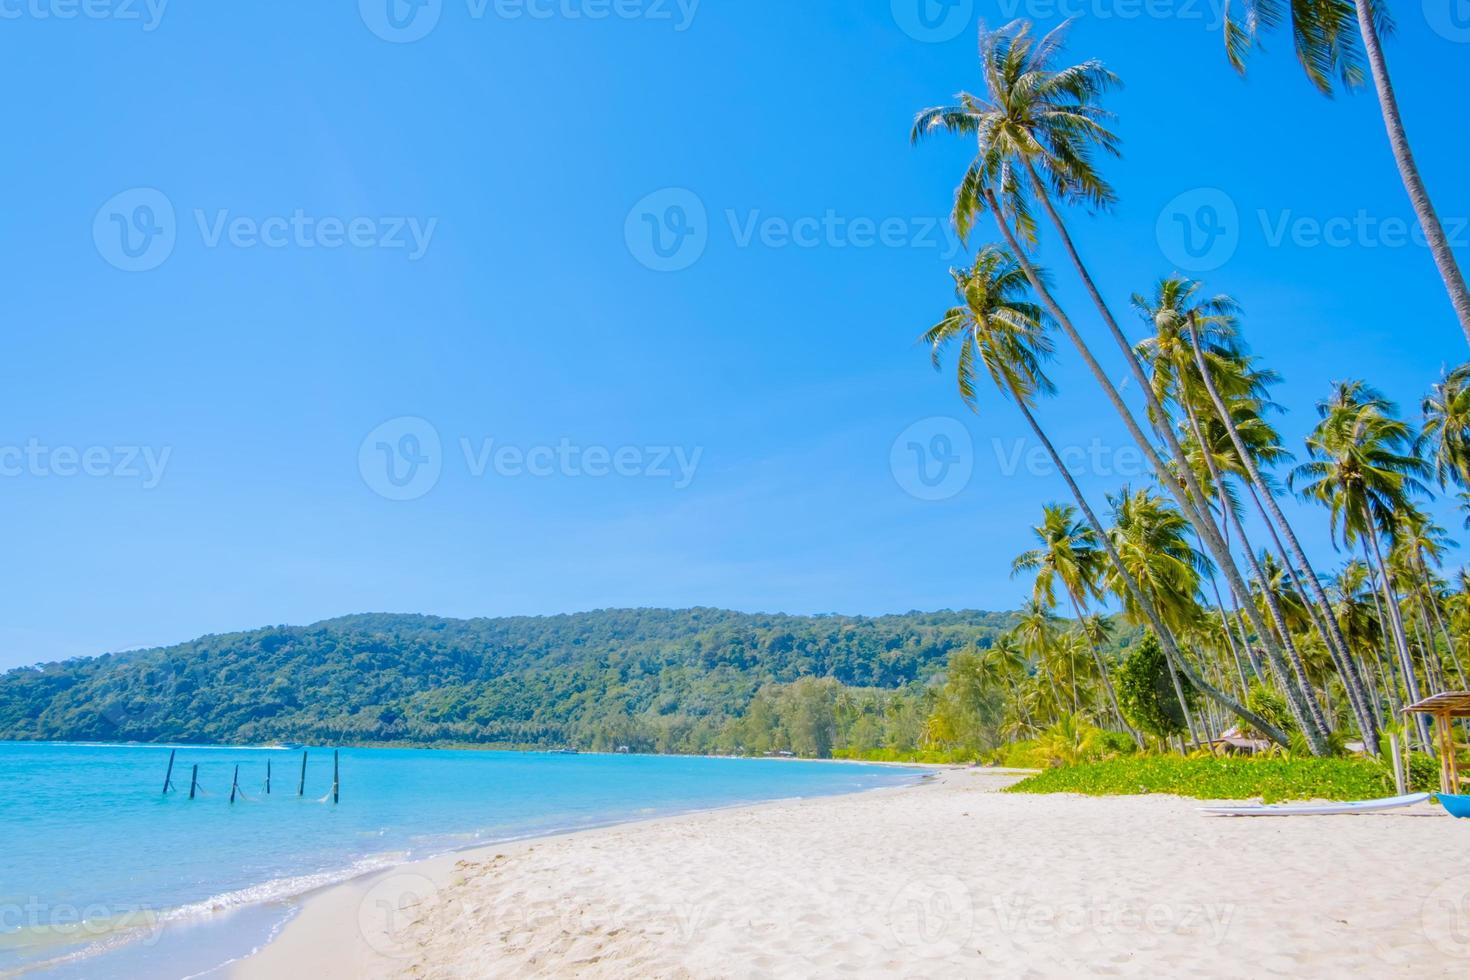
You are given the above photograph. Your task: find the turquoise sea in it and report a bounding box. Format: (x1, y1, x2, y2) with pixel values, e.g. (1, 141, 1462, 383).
(0, 742, 922, 978)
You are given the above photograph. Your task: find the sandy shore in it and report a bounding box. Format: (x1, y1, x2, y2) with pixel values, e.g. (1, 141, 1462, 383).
(234, 768, 1469, 978)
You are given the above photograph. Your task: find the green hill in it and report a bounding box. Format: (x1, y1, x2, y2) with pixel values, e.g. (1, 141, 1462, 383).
(0, 608, 1018, 754)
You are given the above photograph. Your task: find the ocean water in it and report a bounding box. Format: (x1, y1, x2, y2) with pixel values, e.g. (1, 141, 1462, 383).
(0, 742, 922, 977)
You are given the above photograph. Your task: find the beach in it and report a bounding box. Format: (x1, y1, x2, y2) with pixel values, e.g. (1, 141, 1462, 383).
(233, 768, 1469, 978)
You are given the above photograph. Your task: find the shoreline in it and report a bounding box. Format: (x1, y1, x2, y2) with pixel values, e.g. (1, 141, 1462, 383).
(234, 768, 1465, 978)
(16, 755, 939, 979)
(5, 746, 934, 975)
(224, 764, 955, 977)
(232, 767, 954, 979)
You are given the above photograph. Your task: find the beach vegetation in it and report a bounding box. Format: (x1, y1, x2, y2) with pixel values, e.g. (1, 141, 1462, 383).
(1006, 754, 1439, 804)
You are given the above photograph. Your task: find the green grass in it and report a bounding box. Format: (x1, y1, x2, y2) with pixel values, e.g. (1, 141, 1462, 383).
(1006, 755, 1437, 803)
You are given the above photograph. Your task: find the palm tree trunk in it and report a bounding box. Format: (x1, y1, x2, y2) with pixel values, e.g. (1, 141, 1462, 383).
(1413, 600, 1446, 694)
(1352, 2, 1470, 343)
(1176, 393, 1335, 738)
(1040, 662, 1065, 722)
(1208, 576, 1250, 695)
(1246, 482, 1382, 735)
(1004, 382, 1289, 747)
(1365, 520, 1433, 751)
(1364, 562, 1406, 717)
(1065, 590, 1140, 746)
(1184, 318, 1379, 748)
(1415, 553, 1467, 685)
(1005, 178, 1331, 755)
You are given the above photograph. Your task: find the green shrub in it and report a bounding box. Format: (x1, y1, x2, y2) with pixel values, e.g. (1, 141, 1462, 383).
(1006, 754, 1439, 802)
(1115, 633, 1198, 739)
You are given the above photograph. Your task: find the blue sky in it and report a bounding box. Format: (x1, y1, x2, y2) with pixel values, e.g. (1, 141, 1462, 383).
(1, 1, 1467, 668)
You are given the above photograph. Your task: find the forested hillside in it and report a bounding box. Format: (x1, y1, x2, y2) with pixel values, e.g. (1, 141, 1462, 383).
(0, 609, 1022, 755)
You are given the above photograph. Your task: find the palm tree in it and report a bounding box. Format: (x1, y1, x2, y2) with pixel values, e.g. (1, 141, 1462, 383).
(1179, 312, 1379, 750)
(1331, 559, 1390, 711)
(1102, 487, 1208, 744)
(1293, 384, 1436, 746)
(1221, 2, 1470, 341)
(1131, 280, 1335, 741)
(910, 22, 1322, 752)
(1015, 598, 1065, 718)
(982, 633, 1035, 733)
(1392, 505, 1466, 687)
(920, 243, 1289, 746)
(1012, 503, 1137, 742)
(1419, 363, 1470, 490)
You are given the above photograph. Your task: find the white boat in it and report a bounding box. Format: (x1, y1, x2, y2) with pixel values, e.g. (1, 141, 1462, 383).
(1199, 792, 1432, 817)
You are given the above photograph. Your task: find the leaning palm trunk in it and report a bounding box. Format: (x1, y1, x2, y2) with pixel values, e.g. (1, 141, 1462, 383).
(1364, 520, 1433, 750)
(1065, 590, 1140, 746)
(1352, 2, 1470, 343)
(1208, 576, 1251, 695)
(1184, 320, 1379, 749)
(1247, 480, 1382, 733)
(1413, 554, 1467, 686)
(986, 187, 1327, 753)
(1176, 390, 1335, 738)
(1004, 385, 1288, 747)
(1365, 568, 1406, 719)
(1010, 175, 1331, 753)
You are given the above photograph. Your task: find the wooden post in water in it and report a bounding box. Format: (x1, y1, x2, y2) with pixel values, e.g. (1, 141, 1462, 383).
(162, 749, 176, 795)
(230, 765, 240, 804)
(332, 750, 340, 804)
(189, 764, 199, 800)
(298, 751, 308, 797)
(266, 759, 272, 795)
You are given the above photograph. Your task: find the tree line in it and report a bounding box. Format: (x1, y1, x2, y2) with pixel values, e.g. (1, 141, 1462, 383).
(909, 19, 1470, 758)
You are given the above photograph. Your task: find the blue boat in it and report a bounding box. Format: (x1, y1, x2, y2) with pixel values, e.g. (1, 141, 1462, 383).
(1438, 794, 1470, 818)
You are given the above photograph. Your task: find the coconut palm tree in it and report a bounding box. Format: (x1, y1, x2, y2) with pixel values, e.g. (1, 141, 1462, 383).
(1293, 384, 1436, 746)
(1392, 505, 1466, 687)
(910, 23, 1321, 752)
(1131, 281, 1336, 741)
(1331, 559, 1390, 710)
(1015, 598, 1065, 717)
(1420, 363, 1470, 490)
(1222, 2, 1470, 342)
(1012, 504, 1137, 742)
(1102, 487, 1208, 744)
(982, 633, 1035, 733)
(919, 243, 1289, 746)
(1180, 313, 1379, 749)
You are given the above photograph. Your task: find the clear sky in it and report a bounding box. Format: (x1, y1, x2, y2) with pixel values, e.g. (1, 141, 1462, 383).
(1, 1, 1467, 668)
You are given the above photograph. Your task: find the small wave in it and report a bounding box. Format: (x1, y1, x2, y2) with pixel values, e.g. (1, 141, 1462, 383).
(159, 852, 410, 923)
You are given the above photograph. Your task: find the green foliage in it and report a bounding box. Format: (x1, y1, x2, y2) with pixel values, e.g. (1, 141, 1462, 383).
(1245, 682, 1295, 739)
(0, 609, 1019, 755)
(1114, 633, 1197, 739)
(1033, 713, 1109, 767)
(1007, 755, 1437, 803)
(984, 725, 1135, 769)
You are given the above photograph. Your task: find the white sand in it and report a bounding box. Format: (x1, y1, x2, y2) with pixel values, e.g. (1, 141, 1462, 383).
(234, 768, 1470, 978)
